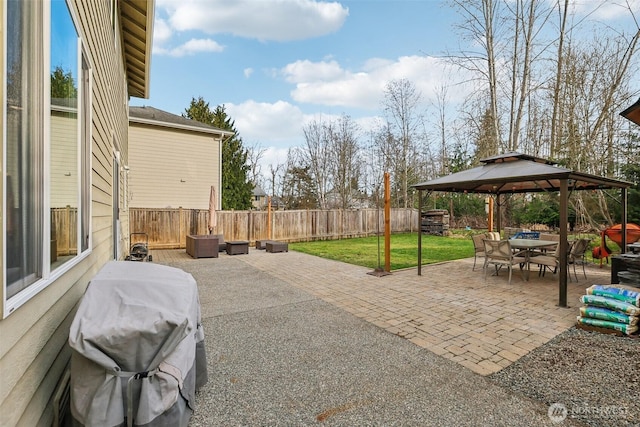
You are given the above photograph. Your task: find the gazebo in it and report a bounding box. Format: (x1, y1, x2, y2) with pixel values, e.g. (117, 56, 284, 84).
(412, 152, 632, 307)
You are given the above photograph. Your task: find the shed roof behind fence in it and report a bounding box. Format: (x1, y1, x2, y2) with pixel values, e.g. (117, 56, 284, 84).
(412, 152, 631, 194)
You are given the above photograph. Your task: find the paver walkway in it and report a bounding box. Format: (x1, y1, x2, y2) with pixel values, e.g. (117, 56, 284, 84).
(154, 248, 610, 376)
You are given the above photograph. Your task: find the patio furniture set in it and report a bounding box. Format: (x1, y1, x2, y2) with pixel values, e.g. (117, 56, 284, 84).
(186, 234, 288, 258)
(256, 240, 289, 253)
(472, 232, 590, 285)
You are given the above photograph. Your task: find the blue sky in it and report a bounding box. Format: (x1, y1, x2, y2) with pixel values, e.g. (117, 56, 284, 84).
(131, 0, 640, 168)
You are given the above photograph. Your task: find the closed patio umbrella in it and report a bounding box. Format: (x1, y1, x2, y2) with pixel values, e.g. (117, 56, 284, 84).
(208, 185, 217, 234)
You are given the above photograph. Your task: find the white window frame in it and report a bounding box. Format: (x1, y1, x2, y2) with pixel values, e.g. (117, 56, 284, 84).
(3, 0, 93, 317)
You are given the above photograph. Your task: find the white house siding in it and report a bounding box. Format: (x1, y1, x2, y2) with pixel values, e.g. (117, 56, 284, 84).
(0, 0, 138, 425)
(50, 110, 79, 208)
(129, 123, 221, 209)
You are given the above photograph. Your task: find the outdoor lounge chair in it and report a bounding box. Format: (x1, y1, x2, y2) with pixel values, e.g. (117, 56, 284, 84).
(483, 239, 527, 285)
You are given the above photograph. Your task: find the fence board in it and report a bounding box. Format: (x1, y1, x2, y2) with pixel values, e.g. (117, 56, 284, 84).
(128, 207, 419, 249)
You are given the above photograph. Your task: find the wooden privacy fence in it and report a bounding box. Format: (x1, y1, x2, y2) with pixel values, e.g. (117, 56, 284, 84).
(51, 206, 78, 256)
(129, 208, 420, 249)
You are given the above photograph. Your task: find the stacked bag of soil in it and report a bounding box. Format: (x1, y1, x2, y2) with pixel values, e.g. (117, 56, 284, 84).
(577, 285, 639, 336)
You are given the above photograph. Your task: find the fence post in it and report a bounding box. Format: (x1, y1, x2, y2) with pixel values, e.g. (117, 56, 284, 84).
(179, 207, 184, 248)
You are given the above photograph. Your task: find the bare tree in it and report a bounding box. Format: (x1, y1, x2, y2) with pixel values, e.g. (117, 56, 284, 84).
(381, 79, 424, 208)
(504, 0, 554, 152)
(450, 0, 503, 152)
(301, 118, 333, 209)
(245, 141, 266, 186)
(549, 0, 570, 158)
(267, 161, 283, 199)
(327, 114, 362, 209)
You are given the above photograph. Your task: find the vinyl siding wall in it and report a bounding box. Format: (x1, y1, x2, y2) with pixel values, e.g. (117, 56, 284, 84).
(50, 111, 79, 208)
(0, 1, 131, 425)
(129, 123, 221, 210)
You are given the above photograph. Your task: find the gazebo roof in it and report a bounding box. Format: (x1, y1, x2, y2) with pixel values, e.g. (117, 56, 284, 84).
(412, 152, 631, 194)
(620, 97, 640, 126)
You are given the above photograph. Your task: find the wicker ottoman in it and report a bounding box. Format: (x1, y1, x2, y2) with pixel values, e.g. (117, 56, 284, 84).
(266, 241, 288, 253)
(255, 240, 273, 250)
(226, 241, 249, 255)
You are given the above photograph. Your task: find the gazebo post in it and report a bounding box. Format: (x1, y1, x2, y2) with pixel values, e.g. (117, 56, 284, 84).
(559, 179, 568, 308)
(622, 188, 628, 253)
(496, 193, 502, 234)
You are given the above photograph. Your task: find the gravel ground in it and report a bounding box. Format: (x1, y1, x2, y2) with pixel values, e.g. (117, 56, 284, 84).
(189, 300, 581, 427)
(163, 255, 639, 426)
(490, 328, 640, 427)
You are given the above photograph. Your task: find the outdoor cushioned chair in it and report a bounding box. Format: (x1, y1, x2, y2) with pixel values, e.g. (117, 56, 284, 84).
(568, 238, 590, 281)
(531, 240, 563, 279)
(538, 233, 560, 251)
(483, 239, 527, 285)
(533, 239, 589, 283)
(471, 232, 501, 270)
(472, 234, 487, 271)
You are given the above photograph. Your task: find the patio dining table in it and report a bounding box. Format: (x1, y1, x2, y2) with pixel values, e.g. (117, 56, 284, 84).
(509, 239, 559, 280)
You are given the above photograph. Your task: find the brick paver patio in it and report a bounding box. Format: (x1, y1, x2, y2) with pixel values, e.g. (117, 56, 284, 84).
(154, 248, 611, 376)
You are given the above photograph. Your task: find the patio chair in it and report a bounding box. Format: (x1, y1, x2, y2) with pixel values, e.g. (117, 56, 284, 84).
(472, 234, 487, 271)
(483, 239, 527, 285)
(532, 240, 588, 282)
(531, 241, 562, 278)
(568, 238, 590, 281)
(539, 233, 560, 251)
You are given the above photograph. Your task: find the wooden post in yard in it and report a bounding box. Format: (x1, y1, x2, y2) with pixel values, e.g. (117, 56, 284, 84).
(488, 197, 494, 232)
(384, 172, 391, 272)
(268, 196, 272, 239)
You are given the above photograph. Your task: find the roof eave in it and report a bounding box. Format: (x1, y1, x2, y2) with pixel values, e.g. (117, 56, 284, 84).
(120, 0, 154, 99)
(129, 115, 234, 138)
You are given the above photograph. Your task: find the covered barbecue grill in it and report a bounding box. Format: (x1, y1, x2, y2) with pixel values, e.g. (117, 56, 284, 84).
(69, 261, 207, 426)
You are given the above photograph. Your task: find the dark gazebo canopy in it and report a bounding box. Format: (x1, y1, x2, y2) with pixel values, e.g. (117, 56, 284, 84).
(620, 97, 640, 126)
(411, 152, 632, 308)
(413, 152, 631, 194)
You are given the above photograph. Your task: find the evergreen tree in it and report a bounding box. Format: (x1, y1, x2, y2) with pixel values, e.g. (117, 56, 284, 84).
(184, 97, 252, 210)
(183, 96, 215, 124)
(51, 66, 77, 99)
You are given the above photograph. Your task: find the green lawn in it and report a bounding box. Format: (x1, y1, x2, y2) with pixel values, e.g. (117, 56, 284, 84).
(289, 232, 473, 270)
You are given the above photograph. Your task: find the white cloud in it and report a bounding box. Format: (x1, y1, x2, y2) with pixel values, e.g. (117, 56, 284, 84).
(153, 18, 173, 44)
(157, 0, 349, 42)
(244, 68, 254, 78)
(282, 59, 346, 83)
(226, 100, 306, 147)
(154, 38, 225, 57)
(261, 146, 290, 169)
(571, 0, 639, 21)
(281, 55, 470, 110)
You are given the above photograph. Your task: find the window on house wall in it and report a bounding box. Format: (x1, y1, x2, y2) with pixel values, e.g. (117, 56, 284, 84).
(50, 0, 79, 269)
(5, 0, 43, 300)
(4, 0, 92, 315)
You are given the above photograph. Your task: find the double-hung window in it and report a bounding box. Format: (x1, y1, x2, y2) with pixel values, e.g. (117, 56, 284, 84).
(4, 0, 91, 316)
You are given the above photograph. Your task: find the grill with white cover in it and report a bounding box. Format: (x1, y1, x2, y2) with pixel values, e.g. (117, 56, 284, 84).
(69, 261, 207, 426)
